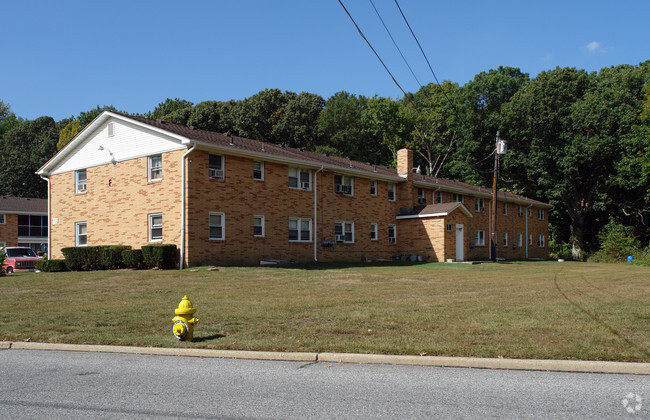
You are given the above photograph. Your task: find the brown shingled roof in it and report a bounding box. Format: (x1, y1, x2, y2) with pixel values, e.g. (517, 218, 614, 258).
(0, 196, 47, 213)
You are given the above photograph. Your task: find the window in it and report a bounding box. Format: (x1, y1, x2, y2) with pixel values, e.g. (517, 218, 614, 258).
(538, 234, 545, 247)
(148, 213, 163, 242)
(503, 232, 508, 247)
(334, 175, 354, 195)
(446, 223, 453, 232)
(475, 230, 485, 246)
(417, 188, 426, 205)
(334, 221, 354, 243)
(528, 207, 533, 217)
(388, 224, 396, 244)
(453, 193, 464, 203)
(538, 208, 545, 220)
(289, 168, 310, 190)
(518, 205, 523, 217)
(148, 155, 162, 181)
(0, 241, 5, 247)
(76, 169, 87, 193)
(254, 215, 264, 237)
(529, 234, 533, 245)
(76, 222, 87, 246)
(388, 184, 396, 201)
(518, 233, 523, 247)
(0, 213, 5, 224)
(370, 223, 378, 240)
(209, 212, 224, 240)
(475, 198, 485, 212)
(18, 215, 47, 237)
(289, 217, 311, 242)
(436, 191, 443, 204)
(108, 122, 115, 137)
(370, 180, 377, 196)
(253, 161, 264, 180)
(209, 154, 224, 179)
(503, 202, 508, 215)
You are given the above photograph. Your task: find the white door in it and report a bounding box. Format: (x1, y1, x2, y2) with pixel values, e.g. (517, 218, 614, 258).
(456, 224, 464, 262)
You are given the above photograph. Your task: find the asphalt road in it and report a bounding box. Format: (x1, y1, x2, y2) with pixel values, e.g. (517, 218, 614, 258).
(0, 349, 648, 419)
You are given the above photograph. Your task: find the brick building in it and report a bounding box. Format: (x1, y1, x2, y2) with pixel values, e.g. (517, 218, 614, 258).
(37, 111, 550, 266)
(0, 196, 48, 252)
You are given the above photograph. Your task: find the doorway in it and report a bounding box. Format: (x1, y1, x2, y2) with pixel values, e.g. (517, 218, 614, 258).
(455, 224, 464, 262)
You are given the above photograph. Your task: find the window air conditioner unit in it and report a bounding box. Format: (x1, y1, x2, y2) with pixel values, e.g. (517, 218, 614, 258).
(78, 183, 87, 192)
(335, 184, 350, 194)
(209, 169, 224, 178)
(335, 234, 345, 242)
(301, 181, 310, 189)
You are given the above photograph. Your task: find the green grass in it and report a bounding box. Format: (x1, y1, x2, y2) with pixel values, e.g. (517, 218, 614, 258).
(1, 261, 648, 362)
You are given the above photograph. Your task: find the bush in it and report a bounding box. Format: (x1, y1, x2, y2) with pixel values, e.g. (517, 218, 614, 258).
(122, 249, 145, 269)
(62, 246, 107, 271)
(141, 244, 178, 269)
(35, 259, 68, 272)
(549, 240, 573, 261)
(102, 245, 131, 270)
(0, 246, 6, 276)
(590, 221, 642, 263)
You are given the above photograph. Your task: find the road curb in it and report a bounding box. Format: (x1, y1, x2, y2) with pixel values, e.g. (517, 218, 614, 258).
(2, 341, 648, 374)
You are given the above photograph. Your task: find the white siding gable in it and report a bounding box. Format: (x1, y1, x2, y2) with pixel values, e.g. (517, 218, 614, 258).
(50, 118, 187, 175)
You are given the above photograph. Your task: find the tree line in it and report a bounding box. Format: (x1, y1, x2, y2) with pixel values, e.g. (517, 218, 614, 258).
(1, 61, 648, 259)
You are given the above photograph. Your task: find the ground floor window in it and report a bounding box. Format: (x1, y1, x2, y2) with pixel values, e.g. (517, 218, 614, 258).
(76, 222, 87, 246)
(475, 230, 485, 246)
(209, 212, 224, 240)
(503, 232, 508, 247)
(370, 223, 378, 240)
(334, 221, 354, 243)
(538, 234, 545, 247)
(518, 233, 523, 247)
(17, 242, 47, 253)
(289, 217, 311, 242)
(148, 213, 162, 242)
(388, 224, 396, 244)
(254, 215, 264, 237)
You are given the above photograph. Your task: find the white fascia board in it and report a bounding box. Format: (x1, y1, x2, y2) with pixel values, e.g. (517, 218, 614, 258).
(191, 141, 403, 183)
(396, 212, 450, 220)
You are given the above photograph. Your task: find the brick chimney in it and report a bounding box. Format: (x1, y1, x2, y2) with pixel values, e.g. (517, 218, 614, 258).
(397, 148, 413, 181)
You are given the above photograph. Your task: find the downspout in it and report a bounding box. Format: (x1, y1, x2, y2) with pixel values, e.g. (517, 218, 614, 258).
(39, 175, 50, 257)
(179, 143, 197, 269)
(525, 203, 533, 259)
(313, 165, 324, 261)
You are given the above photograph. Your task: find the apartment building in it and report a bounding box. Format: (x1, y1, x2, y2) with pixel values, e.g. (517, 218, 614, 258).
(37, 111, 550, 266)
(0, 196, 48, 252)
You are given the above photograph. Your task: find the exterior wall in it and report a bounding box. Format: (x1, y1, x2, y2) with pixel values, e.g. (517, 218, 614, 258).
(0, 214, 18, 247)
(49, 150, 185, 259)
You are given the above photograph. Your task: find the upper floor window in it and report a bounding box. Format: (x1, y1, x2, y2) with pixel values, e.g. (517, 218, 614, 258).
(436, 191, 443, 204)
(148, 213, 163, 242)
(475, 198, 485, 212)
(253, 161, 264, 180)
(528, 207, 533, 217)
(518, 205, 523, 217)
(76, 169, 87, 193)
(334, 175, 354, 195)
(209, 212, 224, 240)
(503, 202, 508, 215)
(148, 155, 162, 181)
(289, 167, 310, 190)
(529, 234, 533, 245)
(209, 154, 224, 179)
(475, 230, 485, 246)
(370, 180, 377, 196)
(538, 208, 545, 220)
(417, 188, 426, 205)
(0, 213, 5, 224)
(289, 217, 311, 242)
(334, 221, 354, 243)
(388, 183, 396, 201)
(18, 215, 47, 237)
(76, 222, 87, 246)
(453, 193, 464, 203)
(388, 224, 396, 244)
(370, 223, 378, 240)
(254, 215, 265, 237)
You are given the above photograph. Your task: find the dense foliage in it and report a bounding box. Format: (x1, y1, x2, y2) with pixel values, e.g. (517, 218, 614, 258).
(1, 61, 649, 259)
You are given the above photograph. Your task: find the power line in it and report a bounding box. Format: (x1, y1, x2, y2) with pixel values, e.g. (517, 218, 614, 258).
(369, 0, 422, 88)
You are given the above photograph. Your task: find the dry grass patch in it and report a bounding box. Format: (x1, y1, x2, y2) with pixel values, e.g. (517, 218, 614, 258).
(0, 262, 648, 361)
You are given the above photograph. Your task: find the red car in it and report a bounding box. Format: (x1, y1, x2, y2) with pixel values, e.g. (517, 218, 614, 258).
(2, 247, 43, 273)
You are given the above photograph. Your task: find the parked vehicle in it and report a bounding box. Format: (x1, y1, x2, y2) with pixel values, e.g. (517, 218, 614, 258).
(2, 247, 43, 273)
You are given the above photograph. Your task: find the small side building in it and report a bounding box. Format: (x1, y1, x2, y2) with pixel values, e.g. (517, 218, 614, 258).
(0, 196, 48, 252)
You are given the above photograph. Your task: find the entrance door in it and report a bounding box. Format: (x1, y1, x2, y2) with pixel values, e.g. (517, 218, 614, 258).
(455, 224, 464, 262)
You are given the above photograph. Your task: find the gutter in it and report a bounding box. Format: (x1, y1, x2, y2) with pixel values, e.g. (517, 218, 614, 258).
(313, 165, 324, 261)
(39, 175, 51, 257)
(179, 143, 197, 269)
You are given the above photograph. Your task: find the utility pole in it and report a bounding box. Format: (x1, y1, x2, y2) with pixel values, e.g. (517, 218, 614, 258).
(491, 131, 507, 262)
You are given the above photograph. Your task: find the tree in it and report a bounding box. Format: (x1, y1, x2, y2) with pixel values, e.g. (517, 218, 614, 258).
(57, 120, 81, 150)
(272, 92, 325, 149)
(363, 96, 410, 166)
(146, 98, 194, 121)
(0, 101, 23, 137)
(0, 116, 59, 198)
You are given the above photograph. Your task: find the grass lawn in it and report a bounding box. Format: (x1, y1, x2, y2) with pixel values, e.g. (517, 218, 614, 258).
(1, 261, 648, 362)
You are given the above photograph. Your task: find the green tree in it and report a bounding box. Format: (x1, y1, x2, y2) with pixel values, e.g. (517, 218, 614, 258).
(272, 92, 325, 149)
(146, 98, 194, 121)
(363, 96, 410, 166)
(56, 120, 81, 150)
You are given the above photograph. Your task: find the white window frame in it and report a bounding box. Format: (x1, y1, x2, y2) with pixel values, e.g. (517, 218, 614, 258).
(334, 221, 354, 243)
(518, 233, 523, 247)
(370, 223, 378, 241)
(503, 232, 508, 247)
(538, 234, 546, 247)
(209, 154, 225, 180)
(148, 213, 163, 242)
(370, 180, 377, 196)
(475, 197, 485, 212)
(209, 212, 225, 240)
(446, 223, 453, 232)
(254, 215, 265, 237)
(76, 222, 87, 247)
(538, 208, 545, 220)
(436, 191, 443, 204)
(388, 224, 396, 244)
(453, 193, 464, 203)
(253, 161, 264, 181)
(503, 202, 508, 215)
(289, 167, 311, 190)
(334, 175, 354, 196)
(518, 205, 523, 217)
(0, 213, 5, 224)
(529, 234, 533, 245)
(148, 155, 162, 181)
(417, 188, 426, 205)
(75, 169, 87, 193)
(289, 217, 312, 242)
(528, 207, 533, 217)
(475, 230, 485, 246)
(388, 183, 396, 201)
(107, 121, 115, 137)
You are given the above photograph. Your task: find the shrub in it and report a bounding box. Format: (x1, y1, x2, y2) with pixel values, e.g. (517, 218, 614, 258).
(590, 221, 641, 263)
(122, 249, 145, 269)
(62, 246, 108, 271)
(102, 245, 131, 270)
(141, 244, 178, 269)
(35, 259, 68, 272)
(0, 246, 6, 276)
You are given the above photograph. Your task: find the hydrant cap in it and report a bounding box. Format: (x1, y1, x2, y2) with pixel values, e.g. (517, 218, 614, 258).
(175, 295, 197, 315)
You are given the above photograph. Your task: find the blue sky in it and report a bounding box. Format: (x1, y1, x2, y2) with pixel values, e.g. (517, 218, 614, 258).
(2, 0, 648, 121)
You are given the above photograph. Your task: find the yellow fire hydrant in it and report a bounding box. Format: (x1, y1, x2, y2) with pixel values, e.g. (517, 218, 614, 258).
(172, 295, 199, 341)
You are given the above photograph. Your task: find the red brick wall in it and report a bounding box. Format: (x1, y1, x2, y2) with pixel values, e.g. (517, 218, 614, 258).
(0, 214, 18, 246)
